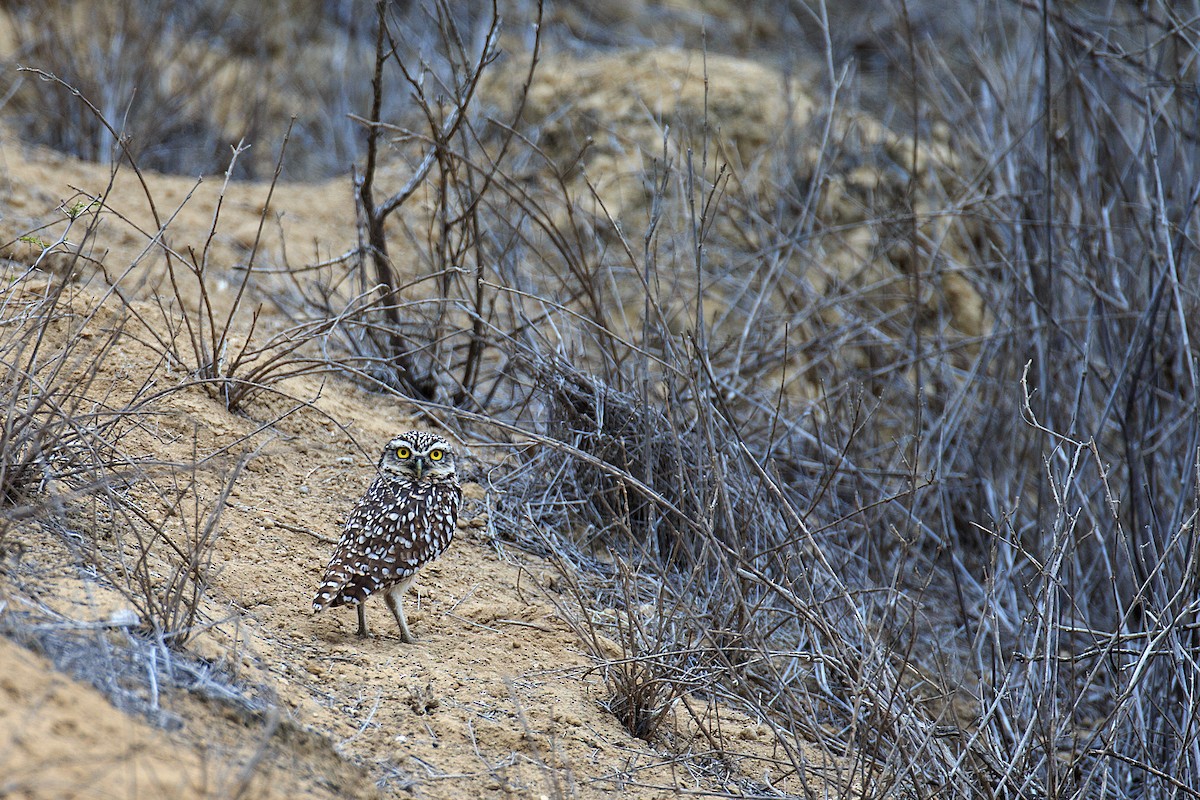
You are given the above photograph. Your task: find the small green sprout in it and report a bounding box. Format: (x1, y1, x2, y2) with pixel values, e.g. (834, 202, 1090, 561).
(63, 199, 100, 219)
(17, 234, 50, 250)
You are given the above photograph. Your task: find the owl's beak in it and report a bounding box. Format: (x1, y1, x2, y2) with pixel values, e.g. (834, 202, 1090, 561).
(412, 457, 426, 479)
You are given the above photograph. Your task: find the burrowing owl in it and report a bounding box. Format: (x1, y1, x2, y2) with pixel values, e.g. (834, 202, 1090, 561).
(313, 431, 462, 642)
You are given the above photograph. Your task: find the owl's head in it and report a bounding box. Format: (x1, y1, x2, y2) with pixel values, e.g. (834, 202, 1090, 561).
(379, 431, 457, 482)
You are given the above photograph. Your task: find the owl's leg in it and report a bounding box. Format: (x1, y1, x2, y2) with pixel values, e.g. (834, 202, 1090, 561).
(356, 603, 369, 637)
(384, 576, 417, 643)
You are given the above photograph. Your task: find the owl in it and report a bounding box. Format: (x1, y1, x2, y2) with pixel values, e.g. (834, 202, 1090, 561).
(313, 431, 462, 642)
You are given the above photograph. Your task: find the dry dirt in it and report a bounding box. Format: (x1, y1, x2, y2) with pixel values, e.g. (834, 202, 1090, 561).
(0, 101, 848, 798)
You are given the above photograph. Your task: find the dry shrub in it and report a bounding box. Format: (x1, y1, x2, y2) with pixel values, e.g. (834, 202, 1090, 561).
(0, 207, 135, 525)
(8, 67, 371, 414)
(1, 135, 268, 743)
(1, 0, 372, 179)
(328, 2, 976, 792)
(0, 258, 245, 650)
(341, 1, 1200, 796)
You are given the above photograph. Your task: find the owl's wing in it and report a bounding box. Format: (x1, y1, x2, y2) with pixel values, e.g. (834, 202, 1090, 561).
(312, 478, 401, 610)
(373, 480, 462, 571)
(312, 479, 462, 611)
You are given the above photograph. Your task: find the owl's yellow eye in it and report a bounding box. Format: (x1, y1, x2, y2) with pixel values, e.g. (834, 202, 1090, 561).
(396, 446, 411, 459)
(429, 449, 444, 461)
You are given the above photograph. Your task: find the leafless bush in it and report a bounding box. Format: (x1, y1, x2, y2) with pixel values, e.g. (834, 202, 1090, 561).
(1, 0, 375, 179)
(869, 2, 1200, 795)
(143, 123, 346, 412)
(340, 0, 1200, 795)
(1, 117, 274, 669)
(87, 455, 248, 648)
(13, 67, 369, 413)
(1, 242, 248, 653)
(548, 550, 710, 743)
(0, 207, 140, 534)
(335, 0, 541, 402)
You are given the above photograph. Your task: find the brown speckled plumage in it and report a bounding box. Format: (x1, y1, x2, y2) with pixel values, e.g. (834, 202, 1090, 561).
(313, 431, 462, 642)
